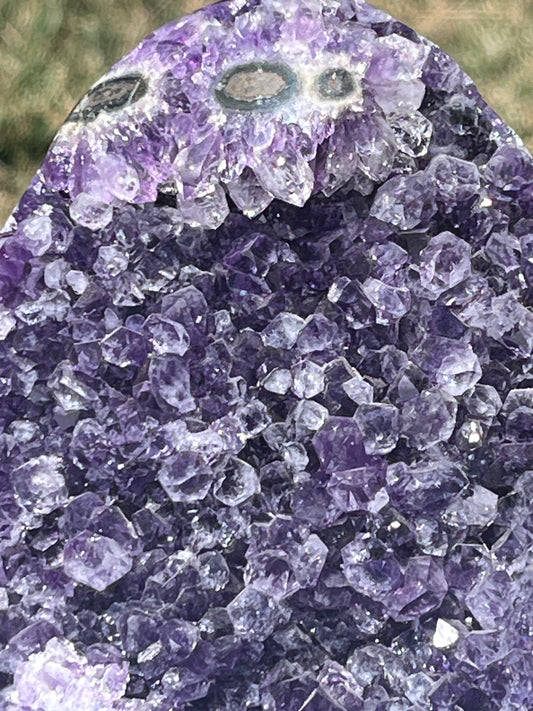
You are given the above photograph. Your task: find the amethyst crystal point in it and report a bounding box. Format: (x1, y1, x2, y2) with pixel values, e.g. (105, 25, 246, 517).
(2, 0, 533, 708)
(63, 531, 134, 592)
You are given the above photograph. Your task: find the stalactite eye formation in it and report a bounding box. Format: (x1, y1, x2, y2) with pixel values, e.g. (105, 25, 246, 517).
(317, 67, 355, 99)
(68, 74, 148, 122)
(215, 62, 297, 111)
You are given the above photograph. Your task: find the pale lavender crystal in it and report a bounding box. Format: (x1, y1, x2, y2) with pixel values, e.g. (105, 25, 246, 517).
(446, 485, 498, 527)
(63, 532, 133, 591)
(297, 314, 341, 354)
(18, 214, 53, 257)
(401, 389, 457, 450)
(342, 372, 374, 404)
(148, 355, 195, 412)
(464, 383, 503, 421)
(261, 312, 306, 349)
(262, 367, 292, 394)
(292, 399, 329, 433)
(485, 145, 533, 190)
(327, 464, 388, 513)
(227, 587, 282, 640)
(2, 0, 533, 707)
(11, 455, 67, 515)
(427, 154, 480, 203)
(342, 534, 403, 602)
(158, 451, 212, 503)
(361, 276, 411, 324)
(69, 193, 114, 230)
(386, 458, 468, 516)
(387, 556, 448, 622)
(413, 336, 482, 397)
(160, 619, 199, 659)
(291, 359, 325, 398)
(419, 231, 471, 295)
(47, 361, 99, 412)
(101, 327, 149, 367)
(370, 172, 436, 229)
(5, 638, 142, 711)
(245, 531, 327, 600)
(143, 314, 190, 356)
(313, 417, 372, 472)
(465, 571, 513, 629)
(213, 456, 260, 506)
(94, 245, 129, 277)
(354, 402, 400, 454)
(318, 661, 364, 709)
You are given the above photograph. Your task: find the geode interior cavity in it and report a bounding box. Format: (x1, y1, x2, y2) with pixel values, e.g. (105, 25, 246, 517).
(1, 0, 533, 709)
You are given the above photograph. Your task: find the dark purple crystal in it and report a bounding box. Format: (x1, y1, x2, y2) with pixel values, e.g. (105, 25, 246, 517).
(1, 0, 533, 708)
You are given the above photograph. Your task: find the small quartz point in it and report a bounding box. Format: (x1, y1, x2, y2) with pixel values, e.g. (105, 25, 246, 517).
(433, 619, 460, 649)
(63, 532, 133, 592)
(11, 455, 67, 515)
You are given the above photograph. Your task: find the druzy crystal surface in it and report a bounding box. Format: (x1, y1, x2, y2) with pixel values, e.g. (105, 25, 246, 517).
(1, 0, 533, 708)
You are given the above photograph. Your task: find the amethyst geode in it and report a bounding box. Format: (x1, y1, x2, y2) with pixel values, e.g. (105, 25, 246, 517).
(1, 0, 533, 708)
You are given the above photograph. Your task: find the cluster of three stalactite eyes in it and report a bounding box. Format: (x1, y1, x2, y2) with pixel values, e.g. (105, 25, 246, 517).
(68, 61, 356, 122)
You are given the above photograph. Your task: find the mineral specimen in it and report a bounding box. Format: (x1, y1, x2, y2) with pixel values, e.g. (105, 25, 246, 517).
(1, 0, 533, 708)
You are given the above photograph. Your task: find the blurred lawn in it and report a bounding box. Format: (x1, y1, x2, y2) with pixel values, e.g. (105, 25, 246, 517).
(1, 0, 532, 225)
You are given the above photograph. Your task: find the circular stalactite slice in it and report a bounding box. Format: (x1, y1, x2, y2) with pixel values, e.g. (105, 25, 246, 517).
(68, 74, 148, 122)
(317, 67, 355, 100)
(216, 62, 297, 111)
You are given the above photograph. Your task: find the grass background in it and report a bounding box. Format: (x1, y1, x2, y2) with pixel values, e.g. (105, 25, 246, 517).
(1, 0, 532, 225)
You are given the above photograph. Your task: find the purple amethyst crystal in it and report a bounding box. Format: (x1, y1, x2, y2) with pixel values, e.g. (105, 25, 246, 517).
(1, 0, 533, 708)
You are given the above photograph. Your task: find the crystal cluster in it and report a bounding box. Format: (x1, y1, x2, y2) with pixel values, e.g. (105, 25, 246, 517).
(1, 0, 533, 708)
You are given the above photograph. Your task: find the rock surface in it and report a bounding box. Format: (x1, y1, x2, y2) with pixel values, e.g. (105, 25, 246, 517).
(1, 0, 533, 708)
